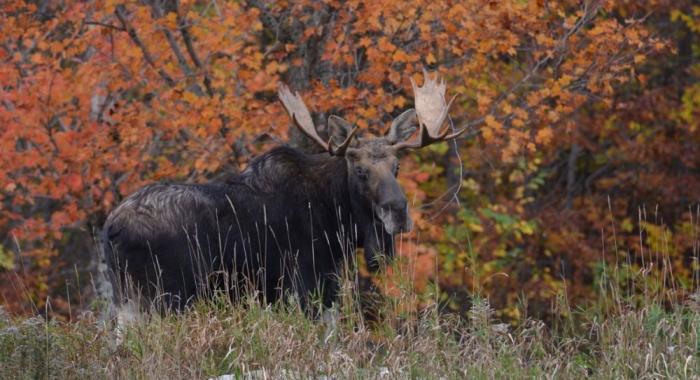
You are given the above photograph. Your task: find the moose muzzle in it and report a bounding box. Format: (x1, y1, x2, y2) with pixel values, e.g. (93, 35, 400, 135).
(376, 198, 413, 235)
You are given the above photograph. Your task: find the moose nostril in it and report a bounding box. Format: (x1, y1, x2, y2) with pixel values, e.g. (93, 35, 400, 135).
(380, 199, 407, 212)
(398, 200, 407, 211)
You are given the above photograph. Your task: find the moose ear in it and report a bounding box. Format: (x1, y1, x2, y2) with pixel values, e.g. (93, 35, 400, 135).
(385, 109, 417, 144)
(327, 115, 355, 145)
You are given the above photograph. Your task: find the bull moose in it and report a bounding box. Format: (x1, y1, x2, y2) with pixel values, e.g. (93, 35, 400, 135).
(102, 71, 463, 315)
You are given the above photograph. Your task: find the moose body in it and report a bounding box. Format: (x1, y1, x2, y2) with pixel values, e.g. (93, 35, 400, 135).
(103, 71, 462, 313)
(104, 147, 399, 311)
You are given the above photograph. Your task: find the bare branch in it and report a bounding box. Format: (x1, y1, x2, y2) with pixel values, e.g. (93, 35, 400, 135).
(566, 143, 581, 209)
(164, 29, 195, 76)
(114, 4, 176, 87)
(148, 0, 207, 96)
(176, 0, 214, 97)
(84, 20, 125, 32)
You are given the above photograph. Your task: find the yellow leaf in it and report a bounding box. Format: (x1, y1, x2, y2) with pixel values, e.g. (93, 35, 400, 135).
(265, 61, 279, 74)
(377, 37, 395, 53)
(164, 13, 177, 29)
(388, 70, 401, 85)
(485, 115, 501, 131)
(558, 74, 573, 86)
(183, 91, 199, 104)
(393, 49, 411, 62)
(535, 127, 553, 145)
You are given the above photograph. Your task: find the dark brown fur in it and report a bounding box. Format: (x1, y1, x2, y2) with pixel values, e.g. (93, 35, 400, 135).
(103, 144, 407, 313)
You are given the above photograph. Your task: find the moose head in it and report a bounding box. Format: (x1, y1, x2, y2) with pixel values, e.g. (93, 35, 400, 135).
(279, 70, 463, 270)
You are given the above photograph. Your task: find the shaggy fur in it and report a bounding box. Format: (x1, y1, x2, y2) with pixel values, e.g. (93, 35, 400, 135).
(103, 146, 395, 312)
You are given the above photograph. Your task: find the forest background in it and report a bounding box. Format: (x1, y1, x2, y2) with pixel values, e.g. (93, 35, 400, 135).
(0, 0, 698, 323)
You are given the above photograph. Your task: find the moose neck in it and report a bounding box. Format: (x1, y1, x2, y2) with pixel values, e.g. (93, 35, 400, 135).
(235, 146, 393, 265)
(237, 146, 363, 237)
(299, 150, 395, 269)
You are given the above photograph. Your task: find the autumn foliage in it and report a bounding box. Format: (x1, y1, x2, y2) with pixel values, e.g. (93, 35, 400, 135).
(0, 1, 697, 320)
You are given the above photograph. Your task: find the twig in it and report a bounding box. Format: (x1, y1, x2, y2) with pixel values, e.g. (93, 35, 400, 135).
(149, 0, 207, 96)
(457, 1, 602, 133)
(176, 0, 214, 97)
(566, 143, 580, 209)
(165, 30, 194, 77)
(84, 20, 125, 32)
(114, 4, 176, 87)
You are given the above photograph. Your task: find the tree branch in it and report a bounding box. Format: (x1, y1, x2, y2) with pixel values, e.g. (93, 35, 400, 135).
(84, 20, 125, 32)
(176, 0, 214, 97)
(457, 1, 602, 134)
(164, 30, 194, 77)
(114, 4, 176, 87)
(566, 143, 580, 209)
(148, 0, 204, 96)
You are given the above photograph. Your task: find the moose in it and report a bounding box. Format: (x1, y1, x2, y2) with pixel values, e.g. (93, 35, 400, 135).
(102, 71, 462, 315)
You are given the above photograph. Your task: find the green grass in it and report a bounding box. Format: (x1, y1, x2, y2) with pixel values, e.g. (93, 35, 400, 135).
(0, 289, 699, 379)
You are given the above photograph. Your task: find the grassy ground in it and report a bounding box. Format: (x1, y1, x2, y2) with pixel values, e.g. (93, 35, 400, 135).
(0, 285, 699, 379)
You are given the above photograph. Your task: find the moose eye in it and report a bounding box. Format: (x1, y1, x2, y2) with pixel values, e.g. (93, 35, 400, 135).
(355, 166, 368, 180)
(394, 163, 400, 176)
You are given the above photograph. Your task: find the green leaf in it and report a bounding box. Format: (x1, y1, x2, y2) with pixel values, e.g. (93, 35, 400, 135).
(0, 245, 15, 271)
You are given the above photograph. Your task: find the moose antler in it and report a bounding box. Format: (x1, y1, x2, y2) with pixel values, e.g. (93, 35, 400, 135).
(278, 84, 358, 156)
(393, 69, 465, 150)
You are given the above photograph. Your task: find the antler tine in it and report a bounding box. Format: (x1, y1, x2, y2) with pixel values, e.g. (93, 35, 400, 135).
(393, 70, 465, 150)
(330, 126, 359, 155)
(279, 84, 359, 156)
(278, 84, 329, 151)
(412, 69, 448, 137)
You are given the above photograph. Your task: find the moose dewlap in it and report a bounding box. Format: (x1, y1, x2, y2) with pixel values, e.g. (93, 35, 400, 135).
(102, 71, 463, 313)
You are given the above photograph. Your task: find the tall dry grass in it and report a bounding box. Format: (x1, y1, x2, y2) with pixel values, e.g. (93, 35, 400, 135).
(0, 273, 698, 379)
(1, 207, 699, 379)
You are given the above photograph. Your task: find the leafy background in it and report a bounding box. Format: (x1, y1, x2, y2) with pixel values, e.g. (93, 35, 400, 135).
(0, 0, 698, 322)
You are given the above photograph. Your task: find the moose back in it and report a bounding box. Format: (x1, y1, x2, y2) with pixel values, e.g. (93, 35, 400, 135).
(102, 71, 463, 313)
